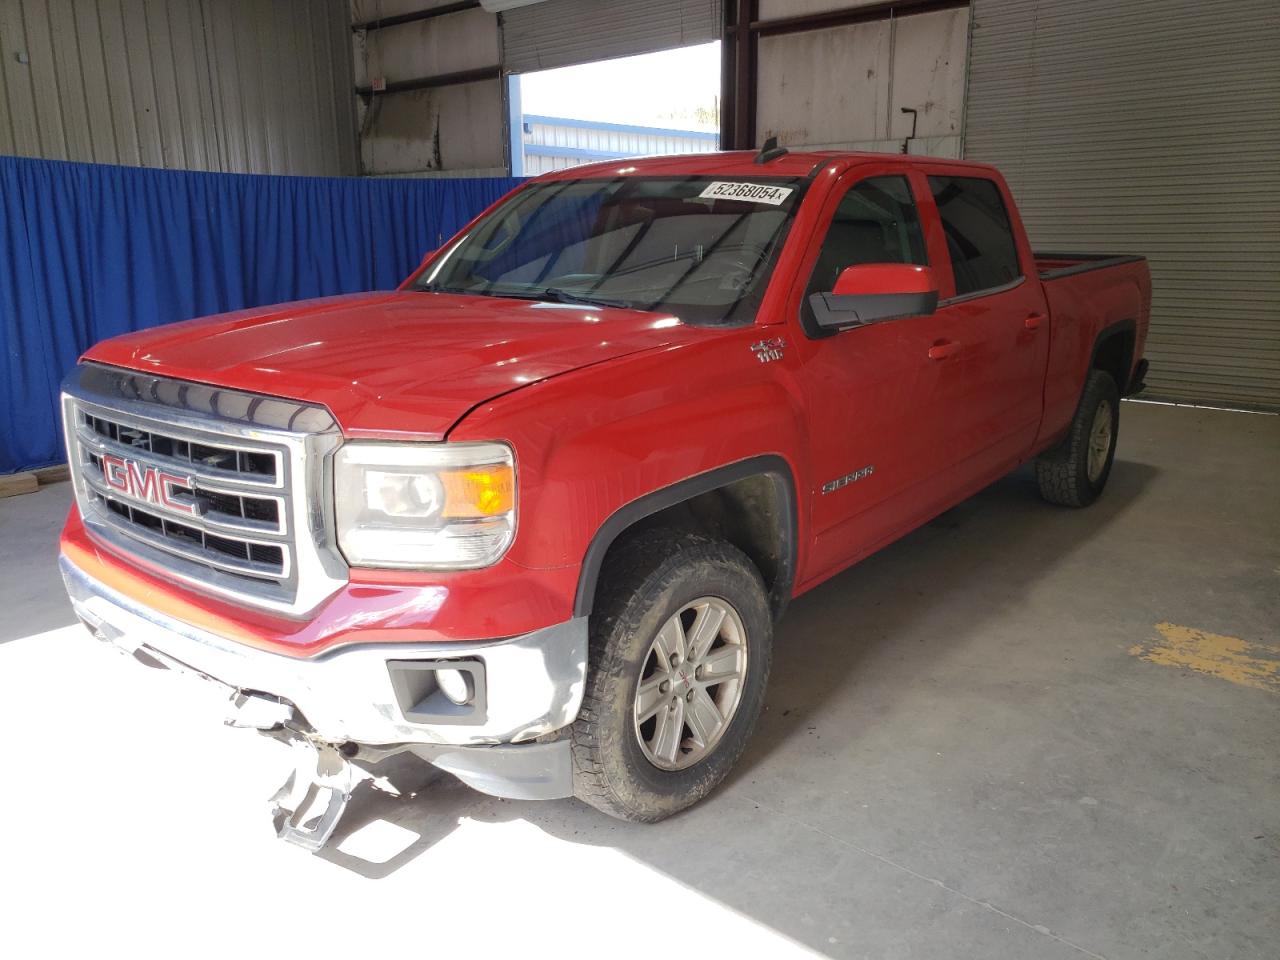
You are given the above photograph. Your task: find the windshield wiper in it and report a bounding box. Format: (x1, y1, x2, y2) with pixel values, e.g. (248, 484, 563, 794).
(539, 287, 636, 310)
(417, 282, 636, 310)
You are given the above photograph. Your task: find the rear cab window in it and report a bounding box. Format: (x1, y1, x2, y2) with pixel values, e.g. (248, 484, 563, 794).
(927, 175, 1022, 297)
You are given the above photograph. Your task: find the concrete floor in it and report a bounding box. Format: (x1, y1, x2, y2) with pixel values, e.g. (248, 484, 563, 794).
(1, 400, 1276, 959)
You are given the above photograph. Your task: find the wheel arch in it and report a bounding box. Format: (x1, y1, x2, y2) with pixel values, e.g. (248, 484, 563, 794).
(1090, 318, 1137, 393)
(573, 455, 798, 623)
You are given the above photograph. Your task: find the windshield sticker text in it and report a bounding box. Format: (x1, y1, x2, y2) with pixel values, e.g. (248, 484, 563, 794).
(699, 182, 794, 206)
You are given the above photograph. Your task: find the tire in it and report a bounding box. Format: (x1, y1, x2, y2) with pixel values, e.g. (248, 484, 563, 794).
(1035, 369, 1120, 507)
(571, 529, 772, 823)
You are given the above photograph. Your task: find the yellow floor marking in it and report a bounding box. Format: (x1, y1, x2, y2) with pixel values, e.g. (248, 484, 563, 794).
(1130, 623, 1279, 692)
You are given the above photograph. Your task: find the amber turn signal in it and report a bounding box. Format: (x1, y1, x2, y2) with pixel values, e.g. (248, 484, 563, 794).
(440, 464, 515, 518)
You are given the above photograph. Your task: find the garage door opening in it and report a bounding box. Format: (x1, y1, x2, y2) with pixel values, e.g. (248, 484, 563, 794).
(508, 42, 721, 175)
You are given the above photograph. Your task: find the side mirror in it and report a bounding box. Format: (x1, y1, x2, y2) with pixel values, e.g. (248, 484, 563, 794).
(810, 264, 939, 331)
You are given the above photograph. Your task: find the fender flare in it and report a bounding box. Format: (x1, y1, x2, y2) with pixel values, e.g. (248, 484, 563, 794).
(1089, 317, 1137, 392)
(572, 454, 799, 621)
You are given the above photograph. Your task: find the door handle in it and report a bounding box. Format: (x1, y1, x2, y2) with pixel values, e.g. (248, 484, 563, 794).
(927, 340, 961, 360)
(1024, 313, 1046, 330)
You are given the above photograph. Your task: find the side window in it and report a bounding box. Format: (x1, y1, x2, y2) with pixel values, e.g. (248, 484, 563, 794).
(927, 176, 1021, 296)
(804, 176, 928, 302)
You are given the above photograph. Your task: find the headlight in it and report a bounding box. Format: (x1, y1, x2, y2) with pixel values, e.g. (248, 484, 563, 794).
(334, 442, 515, 569)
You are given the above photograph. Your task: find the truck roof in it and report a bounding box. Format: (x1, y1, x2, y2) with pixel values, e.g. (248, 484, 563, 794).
(534, 149, 999, 181)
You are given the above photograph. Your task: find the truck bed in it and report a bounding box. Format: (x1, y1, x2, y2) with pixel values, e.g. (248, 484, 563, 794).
(1033, 250, 1152, 446)
(1035, 251, 1146, 281)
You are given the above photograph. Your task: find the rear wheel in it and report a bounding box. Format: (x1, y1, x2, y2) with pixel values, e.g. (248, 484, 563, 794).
(571, 530, 772, 822)
(1035, 369, 1120, 507)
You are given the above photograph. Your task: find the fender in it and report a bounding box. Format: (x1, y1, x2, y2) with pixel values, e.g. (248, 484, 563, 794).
(572, 454, 799, 622)
(1035, 315, 1140, 456)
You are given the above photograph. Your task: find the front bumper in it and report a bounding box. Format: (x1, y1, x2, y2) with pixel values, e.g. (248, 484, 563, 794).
(60, 555, 588, 755)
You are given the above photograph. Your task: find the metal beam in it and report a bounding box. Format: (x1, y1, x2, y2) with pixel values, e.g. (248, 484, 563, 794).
(721, 0, 757, 151)
(351, 1, 481, 33)
(751, 0, 969, 37)
(355, 65, 501, 98)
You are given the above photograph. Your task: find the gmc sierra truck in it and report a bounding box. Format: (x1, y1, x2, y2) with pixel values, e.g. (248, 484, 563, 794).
(59, 149, 1150, 848)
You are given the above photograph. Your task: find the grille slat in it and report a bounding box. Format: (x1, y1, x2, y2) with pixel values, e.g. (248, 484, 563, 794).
(73, 406, 292, 586)
(101, 497, 287, 581)
(76, 422, 281, 491)
(82, 453, 285, 538)
(84, 411, 277, 481)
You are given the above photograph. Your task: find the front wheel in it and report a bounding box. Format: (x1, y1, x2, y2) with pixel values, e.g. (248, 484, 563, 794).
(571, 531, 772, 822)
(1036, 369, 1120, 507)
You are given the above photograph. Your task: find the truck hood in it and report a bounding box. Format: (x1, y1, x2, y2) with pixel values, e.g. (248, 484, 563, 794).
(83, 291, 704, 438)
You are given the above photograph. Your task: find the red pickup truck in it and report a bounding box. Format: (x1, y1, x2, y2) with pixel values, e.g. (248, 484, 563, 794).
(59, 149, 1150, 847)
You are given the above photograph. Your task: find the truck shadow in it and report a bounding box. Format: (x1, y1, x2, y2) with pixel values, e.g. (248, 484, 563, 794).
(729, 459, 1159, 775)
(319, 459, 1158, 941)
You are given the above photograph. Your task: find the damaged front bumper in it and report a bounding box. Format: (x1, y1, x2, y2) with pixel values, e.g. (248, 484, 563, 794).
(61, 555, 587, 848)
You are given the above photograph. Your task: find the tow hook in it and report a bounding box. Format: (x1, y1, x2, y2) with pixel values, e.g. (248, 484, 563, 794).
(269, 737, 360, 851)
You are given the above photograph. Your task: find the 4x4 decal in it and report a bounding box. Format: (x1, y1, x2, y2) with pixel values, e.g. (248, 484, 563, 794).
(750, 337, 786, 363)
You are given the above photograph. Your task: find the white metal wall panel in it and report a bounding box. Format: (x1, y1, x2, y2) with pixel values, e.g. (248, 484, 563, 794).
(352, 2, 504, 174)
(360, 81, 505, 174)
(0, 0, 357, 175)
(354, 6, 498, 86)
(756, 6, 969, 158)
(502, 0, 721, 74)
(757, 18, 892, 146)
(965, 0, 1280, 408)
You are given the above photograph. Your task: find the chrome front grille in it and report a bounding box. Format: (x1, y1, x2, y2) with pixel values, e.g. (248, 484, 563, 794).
(81, 412, 282, 481)
(62, 363, 347, 616)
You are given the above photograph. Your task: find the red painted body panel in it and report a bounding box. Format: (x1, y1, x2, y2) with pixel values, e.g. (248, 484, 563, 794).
(62, 505, 579, 655)
(83, 291, 703, 440)
(62, 151, 1151, 658)
(1035, 258, 1151, 447)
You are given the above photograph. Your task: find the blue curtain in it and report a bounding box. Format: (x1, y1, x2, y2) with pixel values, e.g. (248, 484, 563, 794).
(0, 156, 520, 474)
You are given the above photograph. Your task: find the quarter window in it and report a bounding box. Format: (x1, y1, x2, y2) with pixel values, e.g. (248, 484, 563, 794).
(927, 176, 1021, 296)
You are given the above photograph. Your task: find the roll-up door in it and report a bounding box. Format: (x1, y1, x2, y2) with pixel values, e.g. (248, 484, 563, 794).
(964, 0, 1280, 408)
(502, 0, 721, 74)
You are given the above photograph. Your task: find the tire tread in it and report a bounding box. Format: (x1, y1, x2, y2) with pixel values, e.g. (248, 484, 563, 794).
(1035, 369, 1119, 507)
(571, 529, 770, 822)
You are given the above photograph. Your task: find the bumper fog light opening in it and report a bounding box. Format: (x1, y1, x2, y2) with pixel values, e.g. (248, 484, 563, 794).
(387, 659, 488, 726)
(436, 668, 474, 706)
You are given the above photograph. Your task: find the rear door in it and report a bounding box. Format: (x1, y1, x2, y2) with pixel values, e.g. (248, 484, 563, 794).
(919, 170, 1050, 481)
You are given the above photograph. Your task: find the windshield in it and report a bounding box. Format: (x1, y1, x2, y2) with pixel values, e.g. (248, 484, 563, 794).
(414, 176, 806, 325)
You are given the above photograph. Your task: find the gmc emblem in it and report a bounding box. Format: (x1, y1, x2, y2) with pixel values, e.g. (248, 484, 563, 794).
(100, 454, 198, 516)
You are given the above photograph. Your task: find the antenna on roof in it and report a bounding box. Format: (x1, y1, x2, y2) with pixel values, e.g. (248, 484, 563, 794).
(754, 136, 788, 165)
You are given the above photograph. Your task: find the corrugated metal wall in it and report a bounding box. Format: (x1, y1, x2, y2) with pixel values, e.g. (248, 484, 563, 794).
(965, 0, 1280, 408)
(0, 0, 357, 176)
(503, 0, 720, 74)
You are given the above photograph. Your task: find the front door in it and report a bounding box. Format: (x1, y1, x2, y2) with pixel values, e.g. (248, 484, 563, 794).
(788, 168, 962, 582)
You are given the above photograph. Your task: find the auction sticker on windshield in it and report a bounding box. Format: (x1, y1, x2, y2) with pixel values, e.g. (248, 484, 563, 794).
(698, 181, 795, 205)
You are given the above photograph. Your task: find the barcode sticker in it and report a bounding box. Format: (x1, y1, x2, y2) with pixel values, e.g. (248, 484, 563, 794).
(698, 181, 794, 206)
